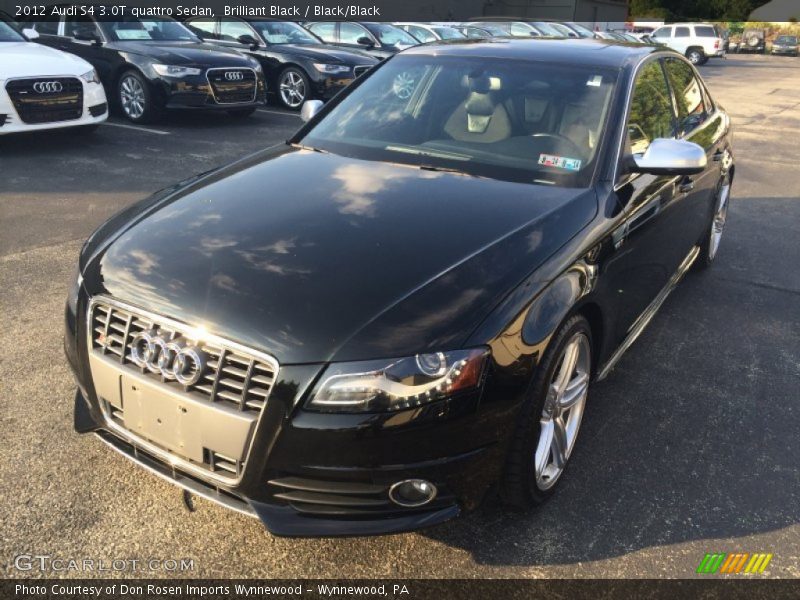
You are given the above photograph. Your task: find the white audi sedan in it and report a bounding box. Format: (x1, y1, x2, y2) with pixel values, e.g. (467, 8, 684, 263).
(0, 19, 107, 134)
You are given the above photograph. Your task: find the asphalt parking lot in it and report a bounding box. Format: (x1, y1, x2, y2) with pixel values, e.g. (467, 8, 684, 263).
(1, 53, 798, 579)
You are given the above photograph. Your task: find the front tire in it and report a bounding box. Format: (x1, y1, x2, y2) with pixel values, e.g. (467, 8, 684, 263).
(695, 174, 731, 270)
(118, 70, 161, 123)
(502, 315, 593, 508)
(277, 67, 310, 110)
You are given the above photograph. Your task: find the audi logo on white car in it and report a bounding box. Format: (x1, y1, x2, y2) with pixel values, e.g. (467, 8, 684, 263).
(33, 81, 63, 93)
(224, 71, 244, 81)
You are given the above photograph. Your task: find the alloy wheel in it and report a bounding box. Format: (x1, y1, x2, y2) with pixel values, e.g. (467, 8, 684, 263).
(120, 75, 145, 120)
(279, 70, 306, 108)
(708, 179, 731, 261)
(534, 332, 591, 491)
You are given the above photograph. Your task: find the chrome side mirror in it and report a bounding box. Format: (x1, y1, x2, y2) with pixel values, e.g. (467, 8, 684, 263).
(22, 28, 40, 40)
(633, 138, 707, 176)
(300, 99, 324, 123)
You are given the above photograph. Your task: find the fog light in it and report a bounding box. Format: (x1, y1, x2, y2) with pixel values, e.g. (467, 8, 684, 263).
(388, 479, 437, 507)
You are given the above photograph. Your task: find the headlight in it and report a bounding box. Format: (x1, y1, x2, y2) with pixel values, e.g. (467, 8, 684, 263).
(80, 69, 100, 84)
(306, 348, 489, 413)
(313, 63, 351, 75)
(67, 264, 83, 315)
(152, 64, 202, 77)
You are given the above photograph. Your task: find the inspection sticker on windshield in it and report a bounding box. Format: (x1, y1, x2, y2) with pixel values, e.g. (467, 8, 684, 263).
(538, 154, 582, 171)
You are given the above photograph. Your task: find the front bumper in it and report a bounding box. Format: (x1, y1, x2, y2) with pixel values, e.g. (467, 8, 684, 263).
(151, 69, 266, 111)
(66, 295, 514, 537)
(772, 47, 799, 55)
(0, 79, 107, 135)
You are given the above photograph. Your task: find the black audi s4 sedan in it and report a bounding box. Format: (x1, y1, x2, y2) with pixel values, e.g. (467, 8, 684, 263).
(184, 17, 378, 110)
(66, 39, 734, 536)
(22, 9, 266, 123)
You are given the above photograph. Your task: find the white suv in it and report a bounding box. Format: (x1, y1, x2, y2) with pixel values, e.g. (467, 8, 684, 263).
(650, 23, 725, 65)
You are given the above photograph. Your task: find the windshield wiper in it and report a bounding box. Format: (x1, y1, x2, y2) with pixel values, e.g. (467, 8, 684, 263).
(290, 143, 328, 154)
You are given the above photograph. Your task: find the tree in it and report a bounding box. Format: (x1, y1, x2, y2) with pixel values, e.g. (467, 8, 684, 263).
(630, 0, 772, 20)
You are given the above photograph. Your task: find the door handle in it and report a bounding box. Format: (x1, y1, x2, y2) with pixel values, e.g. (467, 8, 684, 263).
(678, 178, 695, 194)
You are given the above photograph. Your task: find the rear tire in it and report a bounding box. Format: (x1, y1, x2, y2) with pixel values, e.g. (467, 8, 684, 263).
(686, 48, 706, 65)
(695, 174, 731, 270)
(502, 315, 593, 508)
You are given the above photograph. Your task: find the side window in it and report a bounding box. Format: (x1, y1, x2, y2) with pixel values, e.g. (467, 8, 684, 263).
(652, 27, 671, 38)
(695, 26, 716, 38)
(25, 18, 60, 35)
(339, 22, 369, 44)
(65, 15, 101, 39)
(219, 20, 254, 42)
(187, 18, 217, 40)
(675, 27, 690, 38)
(307, 22, 335, 42)
(664, 58, 707, 135)
(511, 22, 535, 36)
(627, 60, 675, 156)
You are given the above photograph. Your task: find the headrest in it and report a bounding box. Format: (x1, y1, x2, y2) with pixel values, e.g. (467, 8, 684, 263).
(461, 74, 502, 94)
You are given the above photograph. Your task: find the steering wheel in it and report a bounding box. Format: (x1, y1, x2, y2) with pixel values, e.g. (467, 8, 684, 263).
(530, 133, 584, 157)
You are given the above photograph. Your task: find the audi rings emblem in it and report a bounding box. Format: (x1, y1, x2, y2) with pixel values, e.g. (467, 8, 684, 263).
(224, 71, 244, 81)
(33, 81, 63, 93)
(130, 330, 207, 386)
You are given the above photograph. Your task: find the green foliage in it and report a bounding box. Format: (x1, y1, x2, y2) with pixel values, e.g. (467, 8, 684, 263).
(630, 0, 772, 20)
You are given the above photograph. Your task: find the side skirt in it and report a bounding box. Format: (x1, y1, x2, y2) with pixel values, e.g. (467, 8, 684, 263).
(597, 245, 700, 381)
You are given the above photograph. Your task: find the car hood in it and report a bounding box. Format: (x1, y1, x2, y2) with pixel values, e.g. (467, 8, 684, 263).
(85, 146, 596, 364)
(269, 43, 378, 64)
(0, 42, 93, 78)
(108, 41, 252, 65)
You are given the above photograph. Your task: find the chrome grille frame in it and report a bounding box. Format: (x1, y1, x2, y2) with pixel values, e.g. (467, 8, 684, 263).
(86, 295, 280, 485)
(205, 67, 258, 105)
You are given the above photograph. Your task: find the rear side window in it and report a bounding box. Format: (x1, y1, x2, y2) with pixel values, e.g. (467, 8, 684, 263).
(675, 27, 690, 38)
(695, 26, 716, 37)
(664, 58, 707, 135)
(627, 60, 674, 155)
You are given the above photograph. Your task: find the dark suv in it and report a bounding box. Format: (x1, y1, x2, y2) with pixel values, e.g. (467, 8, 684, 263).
(737, 28, 766, 54)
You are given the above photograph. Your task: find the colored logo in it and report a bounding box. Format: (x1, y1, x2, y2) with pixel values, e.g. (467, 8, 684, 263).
(697, 553, 773, 574)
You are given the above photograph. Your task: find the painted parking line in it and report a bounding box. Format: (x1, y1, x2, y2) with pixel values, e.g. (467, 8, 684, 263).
(102, 121, 170, 135)
(257, 108, 302, 118)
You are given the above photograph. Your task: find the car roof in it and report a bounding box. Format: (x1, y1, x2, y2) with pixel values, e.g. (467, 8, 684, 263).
(401, 37, 664, 69)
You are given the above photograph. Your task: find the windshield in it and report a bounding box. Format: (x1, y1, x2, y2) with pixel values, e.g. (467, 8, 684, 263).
(776, 36, 797, 44)
(252, 20, 318, 44)
(432, 26, 465, 40)
(0, 20, 25, 41)
(529, 22, 563, 37)
(567, 22, 596, 38)
(368, 24, 417, 47)
(301, 55, 617, 187)
(97, 16, 199, 42)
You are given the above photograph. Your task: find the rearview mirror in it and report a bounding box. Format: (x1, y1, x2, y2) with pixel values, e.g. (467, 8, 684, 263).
(632, 138, 707, 176)
(238, 34, 259, 49)
(300, 99, 324, 122)
(22, 27, 40, 40)
(356, 36, 375, 47)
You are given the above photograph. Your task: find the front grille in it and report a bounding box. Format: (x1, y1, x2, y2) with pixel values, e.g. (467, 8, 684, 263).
(5, 77, 83, 124)
(206, 68, 257, 104)
(354, 65, 371, 78)
(90, 301, 276, 412)
(88, 102, 107, 117)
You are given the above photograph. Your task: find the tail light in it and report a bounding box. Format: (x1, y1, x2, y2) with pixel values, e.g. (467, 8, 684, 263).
(715, 39, 720, 49)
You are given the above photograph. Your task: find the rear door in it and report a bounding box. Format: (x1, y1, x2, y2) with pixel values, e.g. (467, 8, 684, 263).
(663, 57, 726, 248)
